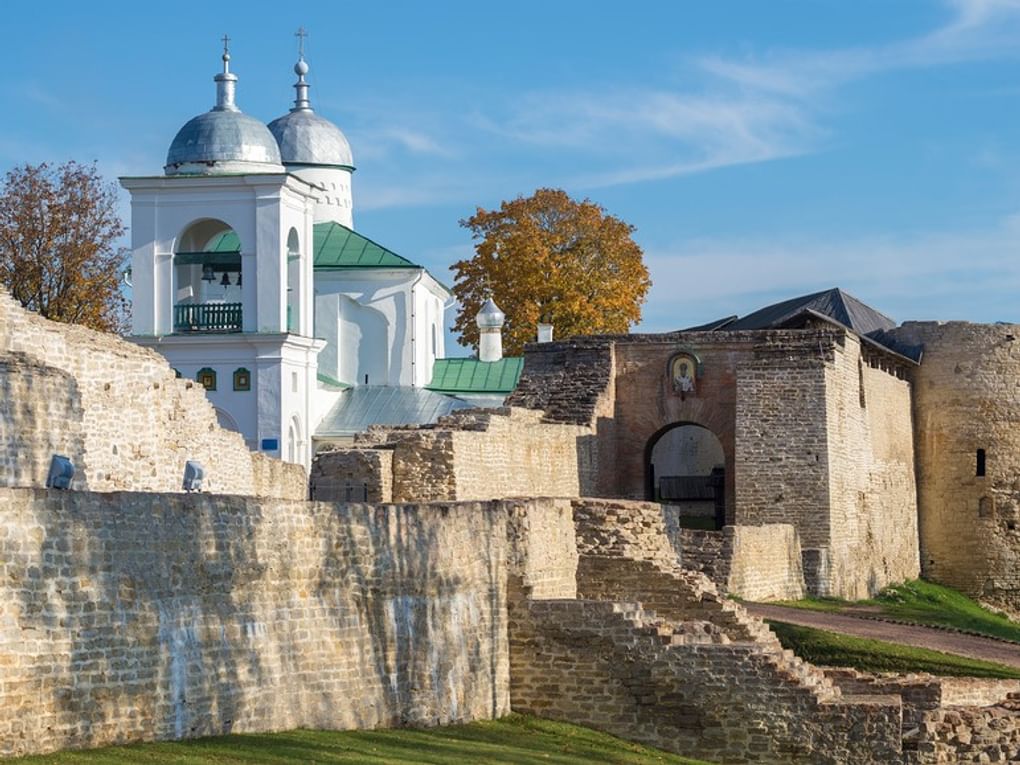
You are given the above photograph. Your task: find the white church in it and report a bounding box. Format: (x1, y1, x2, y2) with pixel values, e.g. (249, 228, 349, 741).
(122, 39, 520, 470)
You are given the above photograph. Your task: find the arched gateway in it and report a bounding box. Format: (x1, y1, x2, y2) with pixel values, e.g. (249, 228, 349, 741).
(646, 422, 726, 529)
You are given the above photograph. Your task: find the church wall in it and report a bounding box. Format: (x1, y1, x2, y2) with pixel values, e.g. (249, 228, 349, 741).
(888, 321, 1020, 610)
(822, 335, 919, 598)
(0, 290, 306, 499)
(0, 488, 510, 759)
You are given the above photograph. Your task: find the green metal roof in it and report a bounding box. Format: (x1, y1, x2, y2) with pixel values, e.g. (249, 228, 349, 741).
(426, 357, 524, 395)
(201, 221, 421, 270)
(207, 231, 241, 252)
(317, 372, 351, 390)
(313, 221, 418, 269)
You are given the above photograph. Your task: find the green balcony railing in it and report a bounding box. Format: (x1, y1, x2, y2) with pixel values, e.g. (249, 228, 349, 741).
(174, 302, 243, 333)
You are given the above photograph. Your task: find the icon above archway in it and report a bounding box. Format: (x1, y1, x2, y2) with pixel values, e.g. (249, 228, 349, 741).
(668, 351, 702, 399)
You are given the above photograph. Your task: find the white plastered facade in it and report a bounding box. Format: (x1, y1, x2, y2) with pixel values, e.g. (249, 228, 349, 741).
(123, 173, 324, 470)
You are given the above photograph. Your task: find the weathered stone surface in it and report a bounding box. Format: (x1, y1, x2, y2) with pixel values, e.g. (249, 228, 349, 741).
(0, 488, 510, 758)
(889, 321, 1020, 611)
(0, 290, 305, 499)
(670, 523, 806, 601)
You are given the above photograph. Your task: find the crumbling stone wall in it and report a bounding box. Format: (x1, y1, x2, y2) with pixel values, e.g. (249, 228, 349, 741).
(0, 290, 304, 498)
(312, 408, 593, 503)
(509, 497, 907, 765)
(888, 321, 1020, 610)
(669, 524, 806, 601)
(309, 449, 393, 502)
(0, 487, 510, 758)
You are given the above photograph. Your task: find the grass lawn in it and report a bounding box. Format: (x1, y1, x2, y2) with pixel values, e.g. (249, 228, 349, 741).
(11, 715, 713, 765)
(773, 579, 1020, 643)
(768, 620, 1020, 679)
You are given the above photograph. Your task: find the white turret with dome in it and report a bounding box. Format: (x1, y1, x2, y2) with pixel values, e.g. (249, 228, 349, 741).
(268, 32, 355, 226)
(166, 38, 286, 176)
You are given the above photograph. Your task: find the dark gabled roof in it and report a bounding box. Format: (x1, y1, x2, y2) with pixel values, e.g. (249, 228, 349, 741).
(426, 357, 524, 395)
(681, 288, 919, 362)
(681, 315, 738, 332)
(724, 288, 896, 335)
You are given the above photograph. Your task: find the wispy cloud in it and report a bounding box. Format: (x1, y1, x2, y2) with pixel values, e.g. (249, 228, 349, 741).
(697, 0, 1020, 99)
(639, 210, 1020, 331)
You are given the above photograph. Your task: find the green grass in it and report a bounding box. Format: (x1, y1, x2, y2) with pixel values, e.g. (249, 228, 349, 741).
(11, 715, 713, 765)
(773, 579, 1020, 643)
(768, 621, 1020, 679)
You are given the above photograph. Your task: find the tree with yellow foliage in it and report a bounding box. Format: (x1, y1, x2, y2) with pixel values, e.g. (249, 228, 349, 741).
(0, 161, 128, 333)
(453, 188, 651, 356)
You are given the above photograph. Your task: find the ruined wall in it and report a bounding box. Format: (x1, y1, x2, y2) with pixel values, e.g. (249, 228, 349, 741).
(0, 290, 305, 499)
(505, 338, 618, 496)
(668, 524, 806, 601)
(823, 334, 919, 598)
(309, 449, 393, 502)
(888, 321, 1020, 609)
(311, 408, 593, 503)
(0, 488, 510, 758)
(509, 497, 906, 765)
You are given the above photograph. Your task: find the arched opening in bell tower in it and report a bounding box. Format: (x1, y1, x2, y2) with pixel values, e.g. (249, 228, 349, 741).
(646, 422, 726, 530)
(286, 228, 300, 333)
(172, 218, 243, 333)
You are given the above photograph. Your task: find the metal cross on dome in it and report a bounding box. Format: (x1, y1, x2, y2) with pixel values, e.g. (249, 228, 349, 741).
(221, 34, 231, 55)
(295, 27, 308, 58)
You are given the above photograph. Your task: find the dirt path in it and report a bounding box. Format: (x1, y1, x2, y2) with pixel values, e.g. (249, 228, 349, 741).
(745, 603, 1020, 669)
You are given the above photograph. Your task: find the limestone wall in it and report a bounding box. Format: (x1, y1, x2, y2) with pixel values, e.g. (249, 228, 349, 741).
(822, 334, 920, 598)
(0, 290, 305, 499)
(0, 488, 510, 758)
(734, 332, 834, 542)
(665, 522, 806, 601)
(509, 497, 907, 765)
(309, 449, 393, 502)
(887, 321, 1020, 610)
(311, 408, 593, 503)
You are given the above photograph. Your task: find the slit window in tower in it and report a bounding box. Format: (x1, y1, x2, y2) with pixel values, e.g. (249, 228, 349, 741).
(977, 449, 986, 477)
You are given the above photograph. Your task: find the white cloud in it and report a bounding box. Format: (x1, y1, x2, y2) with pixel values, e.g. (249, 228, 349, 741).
(638, 211, 1020, 331)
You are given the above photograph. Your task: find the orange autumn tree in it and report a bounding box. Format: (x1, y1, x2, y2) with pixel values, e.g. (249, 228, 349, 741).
(453, 188, 651, 356)
(0, 161, 128, 333)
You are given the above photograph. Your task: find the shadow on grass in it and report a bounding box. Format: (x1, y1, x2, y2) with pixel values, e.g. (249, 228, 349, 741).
(11, 716, 711, 765)
(768, 621, 1020, 679)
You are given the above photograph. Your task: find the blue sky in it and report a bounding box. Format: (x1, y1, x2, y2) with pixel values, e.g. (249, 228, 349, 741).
(2, 0, 1020, 349)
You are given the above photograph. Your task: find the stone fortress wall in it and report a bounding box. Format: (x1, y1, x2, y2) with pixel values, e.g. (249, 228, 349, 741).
(311, 407, 595, 504)
(0, 290, 305, 499)
(7, 487, 1015, 763)
(500, 328, 917, 599)
(888, 321, 1020, 611)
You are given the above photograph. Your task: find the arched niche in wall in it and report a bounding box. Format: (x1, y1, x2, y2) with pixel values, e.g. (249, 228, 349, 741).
(213, 406, 241, 433)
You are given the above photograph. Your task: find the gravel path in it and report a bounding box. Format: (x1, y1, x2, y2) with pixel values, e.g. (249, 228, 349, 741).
(745, 603, 1020, 669)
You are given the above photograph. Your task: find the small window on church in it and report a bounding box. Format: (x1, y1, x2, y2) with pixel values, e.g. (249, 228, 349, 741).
(233, 368, 251, 392)
(977, 449, 986, 477)
(197, 368, 217, 391)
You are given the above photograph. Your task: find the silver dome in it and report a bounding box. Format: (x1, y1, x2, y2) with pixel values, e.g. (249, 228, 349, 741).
(166, 110, 285, 175)
(476, 297, 506, 329)
(165, 49, 285, 176)
(268, 109, 354, 168)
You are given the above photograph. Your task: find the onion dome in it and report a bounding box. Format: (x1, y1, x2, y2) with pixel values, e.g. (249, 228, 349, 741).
(476, 297, 506, 329)
(268, 55, 354, 169)
(165, 42, 285, 176)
